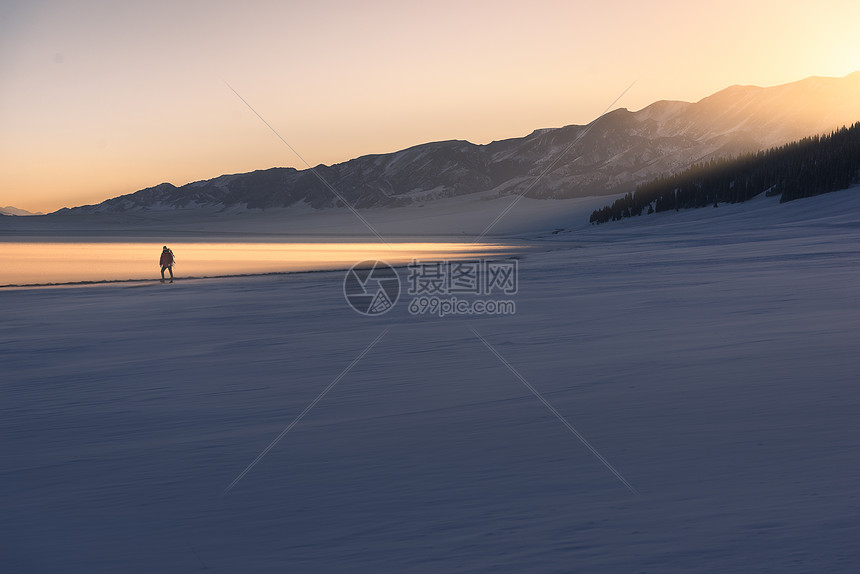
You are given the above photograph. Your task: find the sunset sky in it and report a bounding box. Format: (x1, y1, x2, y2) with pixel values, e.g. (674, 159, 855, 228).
(1, 0, 858, 213)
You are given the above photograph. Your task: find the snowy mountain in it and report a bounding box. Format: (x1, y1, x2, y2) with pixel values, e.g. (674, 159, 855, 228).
(1, 206, 44, 216)
(57, 72, 860, 215)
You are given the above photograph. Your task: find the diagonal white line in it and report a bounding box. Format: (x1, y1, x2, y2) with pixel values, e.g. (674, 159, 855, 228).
(222, 327, 391, 495)
(470, 326, 638, 495)
(474, 80, 637, 242)
(223, 80, 392, 248)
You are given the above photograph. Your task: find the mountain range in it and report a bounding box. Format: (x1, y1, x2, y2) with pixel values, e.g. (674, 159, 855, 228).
(0, 206, 44, 216)
(57, 72, 860, 215)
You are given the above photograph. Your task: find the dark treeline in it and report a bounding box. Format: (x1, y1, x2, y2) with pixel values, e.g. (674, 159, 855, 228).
(590, 122, 860, 224)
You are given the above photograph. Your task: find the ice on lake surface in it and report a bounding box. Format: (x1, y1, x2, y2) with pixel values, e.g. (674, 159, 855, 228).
(1, 189, 859, 572)
(0, 241, 517, 286)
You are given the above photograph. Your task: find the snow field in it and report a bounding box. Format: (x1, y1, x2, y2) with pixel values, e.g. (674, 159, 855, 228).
(2, 188, 859, 572)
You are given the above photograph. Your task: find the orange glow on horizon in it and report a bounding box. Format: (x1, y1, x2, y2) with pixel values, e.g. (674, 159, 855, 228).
(2, 242, 517, 286)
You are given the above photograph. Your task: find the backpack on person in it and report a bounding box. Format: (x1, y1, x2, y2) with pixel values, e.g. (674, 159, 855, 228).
(160, 247, 175, 267)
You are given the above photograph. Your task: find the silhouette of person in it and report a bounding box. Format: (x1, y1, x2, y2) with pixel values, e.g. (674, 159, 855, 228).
(159, 245, 175, 283)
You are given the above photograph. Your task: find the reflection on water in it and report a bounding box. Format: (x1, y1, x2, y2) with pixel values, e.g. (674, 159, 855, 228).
(1, 242, 517, 286)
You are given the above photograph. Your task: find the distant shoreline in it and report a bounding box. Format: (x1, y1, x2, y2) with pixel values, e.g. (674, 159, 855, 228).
(0, 267, 345, 291)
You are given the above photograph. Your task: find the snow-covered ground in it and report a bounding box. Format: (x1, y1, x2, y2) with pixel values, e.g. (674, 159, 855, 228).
(2, 189, 859, 572)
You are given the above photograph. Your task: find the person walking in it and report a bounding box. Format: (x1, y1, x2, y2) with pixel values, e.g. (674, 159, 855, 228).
(159, 245, 175, 282)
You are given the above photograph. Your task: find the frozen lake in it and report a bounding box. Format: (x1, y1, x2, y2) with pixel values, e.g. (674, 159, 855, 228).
(0, 241, 518, 286)
(2, 189, 859, 572)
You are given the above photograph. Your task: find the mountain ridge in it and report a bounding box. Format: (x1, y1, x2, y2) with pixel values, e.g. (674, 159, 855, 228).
(1, 206, 44, 216)
(55, 72, 860, 216)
